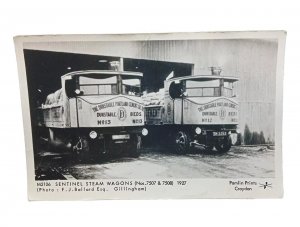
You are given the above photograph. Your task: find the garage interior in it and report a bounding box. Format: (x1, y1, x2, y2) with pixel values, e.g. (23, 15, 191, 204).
(24, 49, 193, 106)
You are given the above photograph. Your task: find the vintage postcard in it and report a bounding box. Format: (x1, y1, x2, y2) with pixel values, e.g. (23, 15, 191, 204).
(14, 31, 285, 200)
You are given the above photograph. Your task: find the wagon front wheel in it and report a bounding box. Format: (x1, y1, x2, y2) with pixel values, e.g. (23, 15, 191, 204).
(215, 136, 232, 153)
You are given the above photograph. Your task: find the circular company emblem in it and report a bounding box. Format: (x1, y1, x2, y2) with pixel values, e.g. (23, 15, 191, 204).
(117, 107, 127, 121)
(219, 107, 226, 120)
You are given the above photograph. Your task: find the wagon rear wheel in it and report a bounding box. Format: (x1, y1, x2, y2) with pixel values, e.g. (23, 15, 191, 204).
(72, 136, 91, 162)
(174, 131, 191, 154)
(127, 135, 142, 158)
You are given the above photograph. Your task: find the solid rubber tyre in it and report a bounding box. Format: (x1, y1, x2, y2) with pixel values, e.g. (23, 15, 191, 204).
(174, 131, 191, 154)
(127, 135, 142, 158)
(215, 136, 232, 153)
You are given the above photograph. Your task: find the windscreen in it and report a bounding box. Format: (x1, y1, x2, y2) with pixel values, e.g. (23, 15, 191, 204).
(79, 74, 117, 95)
(186, 79, 220, 97)
(185, 79, 237, 98)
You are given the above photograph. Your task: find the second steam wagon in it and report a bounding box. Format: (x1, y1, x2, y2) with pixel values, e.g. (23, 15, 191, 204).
(143, 68, 240, 153)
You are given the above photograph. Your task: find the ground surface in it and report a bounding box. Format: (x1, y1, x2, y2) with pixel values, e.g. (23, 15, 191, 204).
(35, 146, 275, 180)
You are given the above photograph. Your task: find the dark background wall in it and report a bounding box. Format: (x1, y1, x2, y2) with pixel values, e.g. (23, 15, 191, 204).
(24, 39, 277, 141)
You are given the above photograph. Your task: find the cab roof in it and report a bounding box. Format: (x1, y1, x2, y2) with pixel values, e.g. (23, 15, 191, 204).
(62, 70, 143, 78)
(167, 75, 239, 82)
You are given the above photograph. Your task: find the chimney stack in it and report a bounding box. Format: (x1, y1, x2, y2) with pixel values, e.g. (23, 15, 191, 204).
(210, 67, 222, 75)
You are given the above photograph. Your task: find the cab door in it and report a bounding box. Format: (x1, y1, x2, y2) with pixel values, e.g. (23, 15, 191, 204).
(168, 80, 185, 125)
(174, 98, 183, 124)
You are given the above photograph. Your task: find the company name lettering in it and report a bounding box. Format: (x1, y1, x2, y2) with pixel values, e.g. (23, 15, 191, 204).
(198, 101, 237, 112)
(92, 101, 143, 112)
(96, 112, 142, 117)
(97, 112, 116, 117)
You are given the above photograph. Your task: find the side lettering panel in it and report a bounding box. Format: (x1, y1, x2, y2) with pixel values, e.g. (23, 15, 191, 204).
(145, 106, 164, 125)
(42, 105, 65, 128)
(77, 96, 144, 127)
(183, 98, 239, 125)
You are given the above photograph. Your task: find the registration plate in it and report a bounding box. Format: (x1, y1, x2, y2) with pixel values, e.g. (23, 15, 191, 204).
(112, 134, 130, 140)
(212, 131, 227, 137)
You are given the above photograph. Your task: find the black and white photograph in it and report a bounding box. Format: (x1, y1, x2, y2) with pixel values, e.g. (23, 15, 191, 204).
(14, 31, 285, 199)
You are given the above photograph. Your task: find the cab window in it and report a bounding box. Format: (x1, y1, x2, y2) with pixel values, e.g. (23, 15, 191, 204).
(223, 81, 238, 97)
(121, 75, 141, 96)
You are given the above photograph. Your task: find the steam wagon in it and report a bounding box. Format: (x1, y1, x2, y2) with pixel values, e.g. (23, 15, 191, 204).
(143, 68, 239, 154)
(38, 70, 148, 159)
